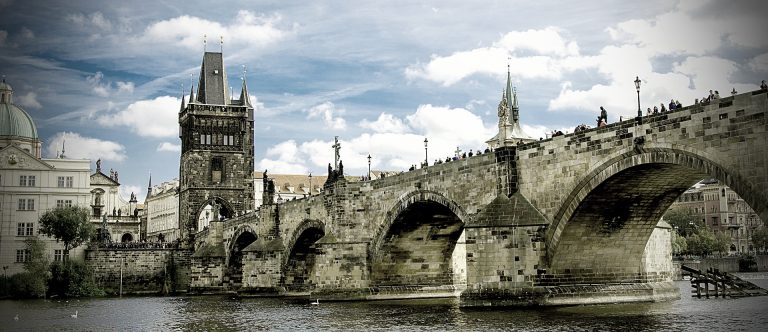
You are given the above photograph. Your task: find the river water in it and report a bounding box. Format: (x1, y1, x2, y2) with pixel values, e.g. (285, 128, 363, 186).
(2, 276, 768, 331)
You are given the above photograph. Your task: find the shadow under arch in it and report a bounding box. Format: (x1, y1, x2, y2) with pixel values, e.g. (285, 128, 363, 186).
(368, 189, 468, 287)
(282, 219, 325, 291)
(546, 147, 766, 274)
(227, 225, 257, 288)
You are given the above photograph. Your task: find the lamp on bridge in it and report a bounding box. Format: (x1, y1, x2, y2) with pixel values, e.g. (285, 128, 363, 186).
(634, 76, 642, 120)
(424, 138, 429, 168)
(367, 154, 372, 180)
(308, 173, 312, 196)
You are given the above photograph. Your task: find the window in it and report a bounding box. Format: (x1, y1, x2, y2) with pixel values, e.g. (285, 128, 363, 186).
(54, 249, 67, 262)
(57, 176, 74, 188)
(200, 134, 211, 145)
(56, 199, 73, 208)
(211, 157, 224, 183)
(18, 199, 35, 211)
(16, 249, 29, 263)
(19, 175, 27, 186)
(18, 223, 34, 236)
(17, 223, 25, 236)
(26, 223, 33, 236)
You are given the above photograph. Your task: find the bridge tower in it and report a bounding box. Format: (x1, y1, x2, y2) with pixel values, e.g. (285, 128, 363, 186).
(178, 51, 255, 244)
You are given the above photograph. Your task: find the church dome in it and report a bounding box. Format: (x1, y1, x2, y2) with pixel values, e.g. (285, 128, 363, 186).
(0, 80, 38, 140)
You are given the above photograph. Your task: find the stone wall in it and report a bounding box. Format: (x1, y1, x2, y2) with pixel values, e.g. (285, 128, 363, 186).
(86, 248, 191, 295)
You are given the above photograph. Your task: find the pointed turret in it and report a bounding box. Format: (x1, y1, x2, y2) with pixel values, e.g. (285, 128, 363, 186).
(239, 78, 252, 107)
(188, 84, 195, 104)
(486, 65, 534, 148)
(180, 88, 186, 113)
(145, 172, 152, 203)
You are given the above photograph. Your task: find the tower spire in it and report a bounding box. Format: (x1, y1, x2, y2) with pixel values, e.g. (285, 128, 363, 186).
(60, 140, 66, 159)
(180, 83, 186, 113)
(145, 171, 152, 203)
(240, 65, 252, 107)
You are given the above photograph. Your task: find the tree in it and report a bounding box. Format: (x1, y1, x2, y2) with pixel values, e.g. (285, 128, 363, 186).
(752, 227, 768, 253)
(38, 206, 94, 259)
(22, 237, 50, 297)
(664, 208, 704, 237)
(671, 231, 688, 256)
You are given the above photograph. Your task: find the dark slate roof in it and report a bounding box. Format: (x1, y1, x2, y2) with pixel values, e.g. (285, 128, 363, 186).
(192, 242, 225, 257)
(469, 192, 549, 227)
(243, 238, 285, 252)
(196, 52, 229, 105)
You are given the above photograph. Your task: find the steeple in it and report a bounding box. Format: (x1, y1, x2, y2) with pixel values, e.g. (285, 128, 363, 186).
(196, 52, 229, 105)
(486, 65, 534, 148)
(239, 76, 252, 107)
(145, 172, 152, 203)
(188, 84, 195, 104)
(179, 85, 186, 113)
(504, 65, 519, 124)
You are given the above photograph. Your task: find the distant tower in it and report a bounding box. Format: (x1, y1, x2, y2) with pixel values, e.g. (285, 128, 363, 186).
(486, 66, 534, 148)
(178, 51, 255, 243)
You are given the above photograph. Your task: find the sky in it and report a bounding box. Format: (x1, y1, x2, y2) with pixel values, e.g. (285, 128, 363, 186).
(1, 0, 766, 202)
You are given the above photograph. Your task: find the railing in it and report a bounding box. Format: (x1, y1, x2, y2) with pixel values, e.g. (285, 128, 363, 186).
(91, 241, 180, 250)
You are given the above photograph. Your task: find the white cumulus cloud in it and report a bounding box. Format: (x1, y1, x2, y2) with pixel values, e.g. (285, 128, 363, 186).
(306, 101, 346, 130)
(359, 113, 409, 134)
(156, 142, 180, 152)
(45, 131, 126, 161)
(17, 92, 42, 109)
(97, 96, 180, 138)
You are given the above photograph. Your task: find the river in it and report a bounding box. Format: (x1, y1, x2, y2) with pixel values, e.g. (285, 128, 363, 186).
(2, 276, 768, 331)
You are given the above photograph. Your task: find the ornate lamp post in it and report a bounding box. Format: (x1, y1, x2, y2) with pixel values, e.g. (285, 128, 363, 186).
(634, 76, 642, 119)
(308, 173, 312, 196)
(423, 138, 429, 168)
(367, 154, 371, 180)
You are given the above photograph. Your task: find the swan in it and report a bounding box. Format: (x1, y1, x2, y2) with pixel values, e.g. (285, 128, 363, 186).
(71, 310, 78, 319)
(14, 314, 18, 321)
(310, 299, 319, 305)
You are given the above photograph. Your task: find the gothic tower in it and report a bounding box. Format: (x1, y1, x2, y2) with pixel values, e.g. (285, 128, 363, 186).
(486, 66, 534, 148)
(178, 51, 254, 243)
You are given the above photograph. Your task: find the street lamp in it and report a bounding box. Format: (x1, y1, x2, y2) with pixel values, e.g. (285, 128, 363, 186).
(367, 154, 371, 180)
(423, 138, 428, 168)
(308, 173, 312, 196)
(634, 76, 642, 119)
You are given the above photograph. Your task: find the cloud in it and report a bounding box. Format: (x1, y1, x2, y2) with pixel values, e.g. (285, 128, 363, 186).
(0, 30, 7, 46)
(119, 185, 144, 203)
(359, 113, 409, 134)
(156, 142, 180, 152)
(85, 71, 134, 97)
(67, 12, 113, 31)
(19, 27, 34, 39)
(748, 53, 768, 72)
(306, 101, 346, 130)
(46, 132, 126, 161)
(259, 104, 495, 174)
(140, 10, 291, 51)
(97, 96, 179, 138)
(17, 92, 42, 109)
(405, 27, 592, 86)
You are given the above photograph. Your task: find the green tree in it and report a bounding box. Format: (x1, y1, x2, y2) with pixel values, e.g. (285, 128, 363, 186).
(752, 227, 768, 253)
(672, 231, 688, 256)
(664, 208, 704, 237)
(22, 237, 50, 297)
(38, 206, 94, 259)
(713, 231, 732, 255)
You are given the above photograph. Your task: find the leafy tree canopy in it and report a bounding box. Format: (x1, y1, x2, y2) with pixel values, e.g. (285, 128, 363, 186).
(38, 206, 94, 255)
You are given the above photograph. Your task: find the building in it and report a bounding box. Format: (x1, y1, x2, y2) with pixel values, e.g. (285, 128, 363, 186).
(253, 172, 325, 208)
(145, 178, 180, 242)
(0, 79, 91, 275)
(486, 67, 535, 148)
(178, 51, 255, 242)
(670, 179, 763, 253)
(88, 160, 142, 243)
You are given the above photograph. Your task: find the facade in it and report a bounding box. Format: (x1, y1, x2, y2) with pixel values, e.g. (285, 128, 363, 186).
(486, 67, 535, 148)
(178, 51, 255, 242)
(0, 80, 91, 275)
(145, 178, 180, 242)
(88, 160, 142, 243)
(670, 179, 763, 253)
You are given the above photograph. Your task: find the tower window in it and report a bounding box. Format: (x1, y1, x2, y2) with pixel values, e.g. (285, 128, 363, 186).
(211, 157, 224, 183)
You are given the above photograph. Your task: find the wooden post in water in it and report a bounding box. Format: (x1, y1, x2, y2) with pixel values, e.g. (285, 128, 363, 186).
(120, 257, 124, 298)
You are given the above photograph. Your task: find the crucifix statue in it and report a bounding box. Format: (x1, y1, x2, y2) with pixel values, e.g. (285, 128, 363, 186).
(332, 136, 341, 169)
(454, 146, 462, 158)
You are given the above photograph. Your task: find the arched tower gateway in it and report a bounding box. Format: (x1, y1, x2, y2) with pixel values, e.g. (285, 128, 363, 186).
(178, 51, 254, 243)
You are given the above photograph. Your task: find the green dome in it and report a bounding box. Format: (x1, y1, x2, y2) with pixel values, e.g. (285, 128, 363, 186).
(0, 81, 38, 140)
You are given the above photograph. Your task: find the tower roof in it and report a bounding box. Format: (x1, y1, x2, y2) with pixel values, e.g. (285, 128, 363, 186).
(196, 52, 230, 105)
(0, 80, 38, 140)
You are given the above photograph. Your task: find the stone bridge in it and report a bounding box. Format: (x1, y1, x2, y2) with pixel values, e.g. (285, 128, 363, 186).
(190, 89, 767, 306)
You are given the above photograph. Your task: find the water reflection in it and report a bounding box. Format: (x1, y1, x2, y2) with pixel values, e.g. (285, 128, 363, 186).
(2, 279, 768, 331)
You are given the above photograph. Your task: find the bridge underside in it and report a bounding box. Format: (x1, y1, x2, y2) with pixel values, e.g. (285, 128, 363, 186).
(549, 163, 707, 282)
(284, 227, 324, 292)
(371, 201, 464, 287)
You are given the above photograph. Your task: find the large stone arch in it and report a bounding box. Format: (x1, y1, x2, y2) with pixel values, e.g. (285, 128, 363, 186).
(368, 189, 468, 287)
(546, 147, 766, 275)
(369, 190, 468, 261)
(226, 225, 257, 288)
(193, 196, 236, 232)
(282, 219, 325, 291)
(228, 224, 257, 260)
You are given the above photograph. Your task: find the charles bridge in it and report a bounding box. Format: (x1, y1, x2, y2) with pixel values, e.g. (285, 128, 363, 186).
(164, 89, 765, 307)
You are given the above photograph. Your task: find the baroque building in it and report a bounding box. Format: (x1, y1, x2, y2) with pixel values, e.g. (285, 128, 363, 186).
(670, 179, 763, 253)
(89, 160, 142, 243)
(145, 177, 180, 242)
(0, 79, 91, 275)
(178, 51, 254, 242)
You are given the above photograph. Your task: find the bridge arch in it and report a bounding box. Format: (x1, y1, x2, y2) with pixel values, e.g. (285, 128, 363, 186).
(369, 190, 468, 287)
(227, 225, 257, 288)
(282, 219, 325, 291)
(546, 146, 766, 277)
(193, 196, 236, 232)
